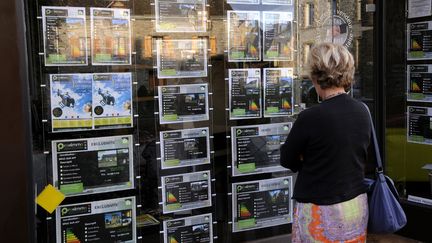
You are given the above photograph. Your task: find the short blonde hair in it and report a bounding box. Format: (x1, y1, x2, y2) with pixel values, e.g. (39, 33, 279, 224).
(306, 43, 355, 90)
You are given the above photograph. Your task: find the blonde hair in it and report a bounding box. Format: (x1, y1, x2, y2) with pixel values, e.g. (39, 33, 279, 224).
(306, 43, 355, 90)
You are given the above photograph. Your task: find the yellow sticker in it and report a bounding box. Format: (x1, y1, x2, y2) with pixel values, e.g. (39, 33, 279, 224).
(36, 184, 65, 214)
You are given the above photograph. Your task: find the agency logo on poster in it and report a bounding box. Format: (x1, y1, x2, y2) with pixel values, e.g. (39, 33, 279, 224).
(316, 10, 354, 48)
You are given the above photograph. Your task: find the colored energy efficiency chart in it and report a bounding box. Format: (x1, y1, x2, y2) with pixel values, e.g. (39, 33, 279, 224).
(161, 171, 212, 213)
(169, 236, 179, 243)
(239, 203, 252, 218)
(407, 21, 432, 60)
(65, 229, 81, 243)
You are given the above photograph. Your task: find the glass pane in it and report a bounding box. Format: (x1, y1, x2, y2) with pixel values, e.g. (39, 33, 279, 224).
(386, 0, 432, 205)
(25, 0, 376, 242)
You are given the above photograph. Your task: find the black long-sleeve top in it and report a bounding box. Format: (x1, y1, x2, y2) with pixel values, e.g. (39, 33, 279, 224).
(280, 94, 371, 205)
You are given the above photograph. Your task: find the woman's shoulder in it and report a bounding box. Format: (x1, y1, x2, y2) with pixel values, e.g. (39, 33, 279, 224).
(348, 97, 370, 113)
(297, 105, 322, 120)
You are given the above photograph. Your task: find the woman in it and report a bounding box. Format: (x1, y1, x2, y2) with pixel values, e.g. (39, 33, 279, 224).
(280, 43, 371, 242)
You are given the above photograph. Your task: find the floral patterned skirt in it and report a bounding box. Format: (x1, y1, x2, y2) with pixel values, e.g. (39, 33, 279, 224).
(292, 193, 368, 243)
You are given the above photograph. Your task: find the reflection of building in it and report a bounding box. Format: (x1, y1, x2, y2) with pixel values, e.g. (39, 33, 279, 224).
(298, 0, 375, 100)
(131, 0, 374, 107)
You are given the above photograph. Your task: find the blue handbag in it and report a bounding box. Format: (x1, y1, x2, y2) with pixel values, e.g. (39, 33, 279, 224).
(363, 103, 407, 233)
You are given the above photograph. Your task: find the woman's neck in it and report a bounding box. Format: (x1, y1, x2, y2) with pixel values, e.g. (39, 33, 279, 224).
(321, 87, 346, 100)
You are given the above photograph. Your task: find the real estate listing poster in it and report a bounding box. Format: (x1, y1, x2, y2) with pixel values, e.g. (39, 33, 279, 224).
(227, 11, 261, 62)
(50, 73, 93, 132)
(229, 69, 262, 120)
(232, 177, 293, 232)
(407, 21, 432, 60)
(56, 197, 136, 243)
(155, 0, 207, 32)
(158, 84, 209, 124)
(91, 8, 132, 65)
(93, 73, 133, 129)
(263, 12, 293, 61)
(407, 106, 432, 145)
(161, 170, 212, 213)
(52, 135, 134, 196)
(156, 39, 208, 78)
(42, 6, 87, 66)
(407, 65, 432, 102)
(263, 68, 294, 117)
(160, 127, 210, 169)
(262, 0, 292, 5)
(231, 122, 291, 176)
(163, 214, 213, 243)
(408, 0, 432, 19)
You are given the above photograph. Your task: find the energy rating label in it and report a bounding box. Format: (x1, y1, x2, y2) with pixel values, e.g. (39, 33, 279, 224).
(232, 177, 293, 232)
(407, 65, 432, 102)
(229, 69, 262, 120)
(161, 171, 212, 213)
(407, 21, 432, 60)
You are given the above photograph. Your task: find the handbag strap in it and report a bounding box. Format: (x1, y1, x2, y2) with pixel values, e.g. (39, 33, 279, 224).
(361, 103, 383, 172)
